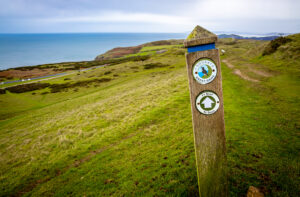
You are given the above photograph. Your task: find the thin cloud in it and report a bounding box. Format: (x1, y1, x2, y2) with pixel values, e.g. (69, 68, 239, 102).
(0, 0, 299, 33)
(191, 0, 300, 20)
(37, 11, 195, 25)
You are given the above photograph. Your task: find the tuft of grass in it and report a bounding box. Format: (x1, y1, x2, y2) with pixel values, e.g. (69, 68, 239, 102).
(143, 63, 170, 69)
(104, 71, 112, 75)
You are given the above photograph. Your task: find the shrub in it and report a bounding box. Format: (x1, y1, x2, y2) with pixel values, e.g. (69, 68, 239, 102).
(224, 40, 237, 45)
(143, 63, 170, 69)
(49, 78, 112, 93)
(13, 64, 58, 71)
(0, 89, 6, 94)
(131, 56, 150, 61)
(104, 71, 112, 75)
(145, 40, 171, 46)
(6, 83, 50, 93)
(174, 50, 185, 55)
(262, 37, 292, 56)
(49, 83, 70, 93)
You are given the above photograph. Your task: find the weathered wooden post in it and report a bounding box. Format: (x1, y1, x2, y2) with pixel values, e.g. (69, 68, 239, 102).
(184, 25, 227, 196)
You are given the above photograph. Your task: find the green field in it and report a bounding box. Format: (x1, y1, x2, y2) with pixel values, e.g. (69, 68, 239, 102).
(140, 45, 183, 52)
(0, 35, 299, 196)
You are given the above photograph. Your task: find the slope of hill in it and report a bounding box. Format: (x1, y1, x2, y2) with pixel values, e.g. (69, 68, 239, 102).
(218, 34, 280, 40)
(95, 39, 184, 60)
(0, 35, 299, 196)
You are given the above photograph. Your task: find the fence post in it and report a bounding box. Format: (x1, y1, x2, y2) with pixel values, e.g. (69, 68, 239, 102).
(184, 25, 227, 196)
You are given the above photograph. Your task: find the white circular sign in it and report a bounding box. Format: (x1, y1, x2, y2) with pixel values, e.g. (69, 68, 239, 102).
(192, 58, 217, 84)
(196, 91, 220, 115)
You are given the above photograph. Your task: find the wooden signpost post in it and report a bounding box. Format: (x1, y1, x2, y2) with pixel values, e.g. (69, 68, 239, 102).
(184, 25, 227, 196)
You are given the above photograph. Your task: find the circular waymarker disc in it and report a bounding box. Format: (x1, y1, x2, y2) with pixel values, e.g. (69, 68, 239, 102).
(192, 58, 217, 84)
(196, 91, 220, 115)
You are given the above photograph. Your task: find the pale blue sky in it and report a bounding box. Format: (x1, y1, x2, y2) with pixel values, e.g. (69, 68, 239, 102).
(0, 0, 299, 33)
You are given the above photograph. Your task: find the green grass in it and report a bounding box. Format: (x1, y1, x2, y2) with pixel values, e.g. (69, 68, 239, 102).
(0, 37, 299, 196)
(0, 70, 79, 89)
(124, 45, 183, 58)
(140, 45, 182, 52)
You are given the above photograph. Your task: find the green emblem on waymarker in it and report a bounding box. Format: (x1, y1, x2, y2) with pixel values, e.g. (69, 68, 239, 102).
(196, 91, 220, 115)
(193, 58, 217, 84)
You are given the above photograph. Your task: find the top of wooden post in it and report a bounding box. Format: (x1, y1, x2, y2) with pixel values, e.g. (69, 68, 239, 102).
(184, 25, 218, 48)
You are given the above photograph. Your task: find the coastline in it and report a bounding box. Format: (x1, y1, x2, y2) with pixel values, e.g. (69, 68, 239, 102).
(0, 33, 187, 70)
(0, 38, 184, 87)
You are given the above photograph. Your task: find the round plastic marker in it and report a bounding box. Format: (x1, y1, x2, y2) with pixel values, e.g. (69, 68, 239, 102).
(192, 58, 217, 84)
(196, 91, 220, 115)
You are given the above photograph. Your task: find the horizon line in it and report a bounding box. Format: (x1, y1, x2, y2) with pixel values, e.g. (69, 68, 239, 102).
(0, 31, 294, 35)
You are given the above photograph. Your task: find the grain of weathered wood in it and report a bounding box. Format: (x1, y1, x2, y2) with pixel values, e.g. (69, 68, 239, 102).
(185, 49, 227, 196)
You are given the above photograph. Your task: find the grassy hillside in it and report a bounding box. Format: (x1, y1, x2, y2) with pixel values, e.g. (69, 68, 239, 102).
(95, 39, 184, 60)
(0, 35, 299, 196)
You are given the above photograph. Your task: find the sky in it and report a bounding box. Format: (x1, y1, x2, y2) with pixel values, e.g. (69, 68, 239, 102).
(0, 0, 299, 33)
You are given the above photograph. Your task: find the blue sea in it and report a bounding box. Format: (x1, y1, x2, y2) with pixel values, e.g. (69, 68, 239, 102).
(0, 33, 186, 70)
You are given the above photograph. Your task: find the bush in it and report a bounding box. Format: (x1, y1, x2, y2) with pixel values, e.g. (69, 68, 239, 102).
(145, 40, 171, 46)
(174, 50, 185, 55)
(224, 40, 237, 45)
(5, 55, 150, 73)
(131, 56, 150, 62)
(104, 71, 112, 75)
(49, 78, 112, 93)
(143, 63, 170, 69)
(0, 89, 6, 94)
(262, 37, 292, 56)
(6, 83, 50, 93)
(50, 83, 70, 93)
(3, 77, 112, 94)
(94, 55, 150, 66)
(130, 66, 139, 69)
(13, 64, 58, 71)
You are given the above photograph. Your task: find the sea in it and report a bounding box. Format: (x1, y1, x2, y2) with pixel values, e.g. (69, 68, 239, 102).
(0, 33, 187, 70)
